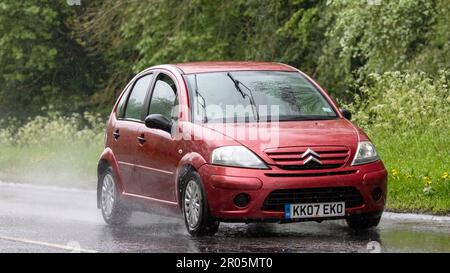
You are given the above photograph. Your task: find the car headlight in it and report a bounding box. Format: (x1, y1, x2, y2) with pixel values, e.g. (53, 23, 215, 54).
(351, 141, 380, 166)
(211, 146, 269, 169)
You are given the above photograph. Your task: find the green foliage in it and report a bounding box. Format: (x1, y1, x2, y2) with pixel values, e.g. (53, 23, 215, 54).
(318, 0, 449, 97)
(78, 0, 325, 104)
(0, 0, 105, 119)
(348, 70, 450, 132)
(1, 0, 449, 116)
(119, 0, 319, 69)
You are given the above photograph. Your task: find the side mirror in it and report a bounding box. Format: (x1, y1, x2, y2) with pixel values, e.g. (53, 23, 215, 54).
(144, 114, 173, 133)
(340, 108, 352, 120)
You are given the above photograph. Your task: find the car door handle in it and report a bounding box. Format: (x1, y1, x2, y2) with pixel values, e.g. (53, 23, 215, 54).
(137, 135, 146, 144)
(113, 130, 120, 140)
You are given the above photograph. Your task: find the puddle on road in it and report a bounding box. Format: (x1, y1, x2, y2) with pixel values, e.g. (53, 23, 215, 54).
(379, 221, 450, 252)
(381, 229, 450, 252)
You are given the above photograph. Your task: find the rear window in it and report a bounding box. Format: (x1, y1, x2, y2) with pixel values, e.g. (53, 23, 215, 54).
(116, 85, 130, 118)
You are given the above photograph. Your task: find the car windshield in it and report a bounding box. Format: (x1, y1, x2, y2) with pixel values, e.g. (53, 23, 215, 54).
(184, 71, 338, 123)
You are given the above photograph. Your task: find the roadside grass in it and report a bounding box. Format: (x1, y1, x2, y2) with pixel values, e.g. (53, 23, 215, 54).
(0, 112, 104, 189)
(370, 129, 450, 215)
(0, 141, 103, 189)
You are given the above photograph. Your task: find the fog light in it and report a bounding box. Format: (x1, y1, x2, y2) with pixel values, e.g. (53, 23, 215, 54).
(233, 193, 250, 208)
(372, 187, 382, 202)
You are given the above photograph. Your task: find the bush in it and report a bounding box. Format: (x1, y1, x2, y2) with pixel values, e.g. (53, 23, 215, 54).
(0, 110, 105, 188)
(317, 0, 449, 97)
(347, 71, 450, 214)
(348, 70, 450, 132)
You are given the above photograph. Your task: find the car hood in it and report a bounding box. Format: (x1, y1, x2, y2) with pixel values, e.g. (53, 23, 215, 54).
(203, 119, 359, 162)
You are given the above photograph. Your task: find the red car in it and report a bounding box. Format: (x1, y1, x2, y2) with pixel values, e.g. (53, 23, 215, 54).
(97, 62, 387, 236)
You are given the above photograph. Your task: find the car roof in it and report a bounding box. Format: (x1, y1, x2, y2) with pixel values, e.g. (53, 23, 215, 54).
(173, 61, 297, 74)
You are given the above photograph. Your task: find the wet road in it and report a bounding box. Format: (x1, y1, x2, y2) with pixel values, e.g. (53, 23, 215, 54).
(1, 182, 450, 253)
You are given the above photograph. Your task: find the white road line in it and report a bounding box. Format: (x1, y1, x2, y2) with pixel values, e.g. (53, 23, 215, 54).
(0, 181, 95, 193)
(0, 235, 98, 253)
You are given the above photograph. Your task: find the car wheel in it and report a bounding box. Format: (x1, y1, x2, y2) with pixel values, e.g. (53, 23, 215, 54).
(100, 166, 131, 225)
(346, 214, 381, 230)
(182, 171, 219, 236)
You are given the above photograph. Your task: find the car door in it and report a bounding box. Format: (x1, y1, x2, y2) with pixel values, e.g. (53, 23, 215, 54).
(136, 72, 181, 202)
(110, 73, 154, 194)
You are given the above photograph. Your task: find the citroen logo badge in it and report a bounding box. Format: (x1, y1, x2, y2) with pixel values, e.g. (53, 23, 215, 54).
(301, 148, 322, 165)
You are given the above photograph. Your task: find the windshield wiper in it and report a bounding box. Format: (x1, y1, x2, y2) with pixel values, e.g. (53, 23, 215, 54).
(194, 74, 208, 123)
(226, 72, 260, 122)
(227, 72, 246, 99)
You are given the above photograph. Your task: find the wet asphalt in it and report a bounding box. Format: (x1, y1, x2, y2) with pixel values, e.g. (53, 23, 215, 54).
(0, 182, 449, 253)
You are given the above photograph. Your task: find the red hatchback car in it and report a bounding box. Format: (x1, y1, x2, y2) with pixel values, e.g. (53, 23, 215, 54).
(97, 62, 387, 236)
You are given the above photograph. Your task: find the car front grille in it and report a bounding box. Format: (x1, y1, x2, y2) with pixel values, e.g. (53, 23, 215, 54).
(265, 146, 350, 170)
(262, 187, 364, 211)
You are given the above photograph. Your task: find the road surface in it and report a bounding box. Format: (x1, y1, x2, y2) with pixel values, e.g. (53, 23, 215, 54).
(1, 182, 450, 253)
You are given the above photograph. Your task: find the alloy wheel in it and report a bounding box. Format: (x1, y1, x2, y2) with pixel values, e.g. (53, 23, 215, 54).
(101, 173, 115, 218)
(184, 180, 202, 228)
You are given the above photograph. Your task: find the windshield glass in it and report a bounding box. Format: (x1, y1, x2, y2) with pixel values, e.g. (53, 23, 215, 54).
(185, 71, 337, 123)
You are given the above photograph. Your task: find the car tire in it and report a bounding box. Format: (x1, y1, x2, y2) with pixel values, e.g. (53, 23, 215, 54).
(346, 214, 381, 230)
(99, 166, 131, 226)
(182, 171, 219, 236)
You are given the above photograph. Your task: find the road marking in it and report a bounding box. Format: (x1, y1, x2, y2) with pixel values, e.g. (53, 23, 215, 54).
(0, 181, 95, 193)
(0, 235, 98, 253)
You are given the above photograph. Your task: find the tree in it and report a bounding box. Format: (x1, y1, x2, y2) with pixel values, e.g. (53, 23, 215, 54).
(0, 0, 103, 119)
(317, 0, 448, 98)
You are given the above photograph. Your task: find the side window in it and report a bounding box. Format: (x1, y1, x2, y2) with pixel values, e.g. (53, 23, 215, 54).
(116, 85, 131, 118)
(124, 74, 153, 120)
(148, 73, 178, 120)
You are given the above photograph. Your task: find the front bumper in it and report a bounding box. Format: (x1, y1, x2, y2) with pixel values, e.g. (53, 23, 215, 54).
(198, 161, 387, 222)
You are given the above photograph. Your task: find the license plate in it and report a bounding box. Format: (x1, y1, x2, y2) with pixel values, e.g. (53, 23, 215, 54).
(285, 202, 345, 219)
